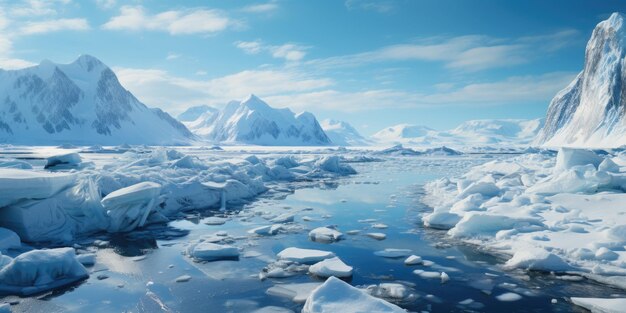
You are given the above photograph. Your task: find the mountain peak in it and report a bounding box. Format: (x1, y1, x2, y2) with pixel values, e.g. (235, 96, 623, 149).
(241, 94, 271, 111)
(71, 54, 106, 72)
(601, 12, 625, 31)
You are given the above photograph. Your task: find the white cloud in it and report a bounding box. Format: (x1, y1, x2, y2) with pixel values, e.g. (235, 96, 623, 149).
(241, 2, 279, 13)
(235, 40, 309, 61)
(235, 40, 263, 54)
(19, 18, 90, 35)
(102, 5, 235, 35)
(95, 0, 116, 10)
(113, 67, 333, 113)
(166, 53, 180, 60)
(308, 31, 579, 71)
(10, 0, 72, 17)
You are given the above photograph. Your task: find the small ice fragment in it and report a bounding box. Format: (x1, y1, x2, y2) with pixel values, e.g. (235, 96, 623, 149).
(404, 255, 422, 265)
(496, 292, 522, 302)
(175, 275, 192, 283)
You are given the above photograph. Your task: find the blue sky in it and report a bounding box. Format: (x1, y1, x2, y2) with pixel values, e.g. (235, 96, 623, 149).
(0, 0, 625, 134)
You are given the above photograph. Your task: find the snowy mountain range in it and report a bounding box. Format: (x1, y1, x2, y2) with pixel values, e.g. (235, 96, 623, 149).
(177, 105, 218, 122)
(0, 55, 193, 145)
(372, 119, 544, 147)
(320, 119, 370, 146)
(185, 95, 331, 146)
(536, 13, 626, 148)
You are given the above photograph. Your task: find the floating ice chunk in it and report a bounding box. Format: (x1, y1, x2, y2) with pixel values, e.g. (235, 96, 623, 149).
(101, 182, 162, 233)
(175, 275, 192, 282)
(44, 153, 82, 169)
(203, 216, 227, 225)
(423, 212, 461, 230)
(599, 158, 620, 173)
(267, 282, 322, 303)
(0, 228, 20, 252)
(571, 297, 626, 313)
(374, 249, 412, 258)
(248, 225, 283, 236)
(366, 233, 386, 240)
(0, 169, 76, 207)
(309, 257, 353, 278)
(302, 276, 405, 313)
(449, 213, 542, 238)
(309, 227, 343, 243)
(76, 253, 96, 266)
(314, 156, 356, 175)
(504, 248, 571, 272)
(0, 303, 9, 313)
(171, 156, 207, 169)
(413, 270, 440, 279)
(0, 248, 88, 296)
(372, 223, 388, 229)
(441, 272, 450, 283)
(185, 242, 239, 261)
(270, 213, 295, 224)
(595, 247, 619, 261)
(277, 248, 335, 264)
(365, 283, 410, 300)
(251, 306, 295, 313)
(496, 292, 522, 302)
(555, 148, 602, 172)
(404, 255, 422, 265)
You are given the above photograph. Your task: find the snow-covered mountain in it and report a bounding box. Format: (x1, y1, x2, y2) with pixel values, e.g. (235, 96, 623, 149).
(372, 119, 543, 147)
(177, 105, 217, 122)
(536, 13, 626, 148)
(0, 55, 193, 145)
(371, 124, 435, 143)
(188, 94, 331, 146)
(320, 119, 370, 146)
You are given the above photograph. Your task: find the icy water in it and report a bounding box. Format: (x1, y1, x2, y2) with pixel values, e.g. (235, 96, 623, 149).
(3, 155, 623, 312)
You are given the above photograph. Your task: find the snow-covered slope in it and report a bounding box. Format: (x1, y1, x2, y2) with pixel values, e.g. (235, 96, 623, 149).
(372, 119, 543, 147)
(177, 105, 217, 122)
(0, 55, 193, 145)
(371, 124, 435, 143)
(536, 13, 626, 148)
(188, 94, 331, 146)
(320, 119, 370, 146)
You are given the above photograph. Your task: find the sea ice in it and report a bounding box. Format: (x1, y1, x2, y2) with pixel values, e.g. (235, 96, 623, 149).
(302, 276, 406, 313)
(185, 242, 239, 261)
(277, 248, 335, 264)
(309, 257, 353, 278)
(309, 227, 343, 243)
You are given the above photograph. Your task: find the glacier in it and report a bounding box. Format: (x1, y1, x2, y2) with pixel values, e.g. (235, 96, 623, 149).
(537, 13, 626, 148)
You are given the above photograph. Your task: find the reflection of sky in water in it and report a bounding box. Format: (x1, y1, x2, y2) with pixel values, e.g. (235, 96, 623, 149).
(8, 156, 624, 313)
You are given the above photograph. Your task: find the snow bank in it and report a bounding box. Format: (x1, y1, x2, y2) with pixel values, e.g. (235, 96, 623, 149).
(0, 248, 88, 296)
(302, 277, 406, 313)
(422, 148, 626, 283)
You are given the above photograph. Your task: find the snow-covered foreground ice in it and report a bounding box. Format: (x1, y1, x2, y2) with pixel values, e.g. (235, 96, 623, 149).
(423, 147, 626, 288)
(0, 147, 623, 312)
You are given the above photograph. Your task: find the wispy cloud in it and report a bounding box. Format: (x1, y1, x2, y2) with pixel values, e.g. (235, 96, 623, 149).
(10, 0, 72, 17)
(235, 40, 309, 61)
(102, 5, 237, 35)
(241, 2, 279, 14)
(19, 18, 90, 35)
(345, 0, 396, 13)
(166, 53, 180, 60)
(95, 0, 116, 10)
(308, 30, 579, 71)
(113, 67, 333, 112)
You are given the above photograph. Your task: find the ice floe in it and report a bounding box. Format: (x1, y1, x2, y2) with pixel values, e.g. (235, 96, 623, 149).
(302, 276, 406, 313)
(308, 257, 353, 278)
(308, 227, 343, 243)
(277, 248, 335, 264)
(571, 297, 626, 313)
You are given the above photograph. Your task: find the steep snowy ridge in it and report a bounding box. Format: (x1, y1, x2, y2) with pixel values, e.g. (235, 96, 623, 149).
(320, 119, 370, 146)
(537, 12, 626, 148)
(0, 55, 193, 145)
(187, 95, 332, 146)
(177, 105, 218, 122)
(372, 119, 543, 147)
